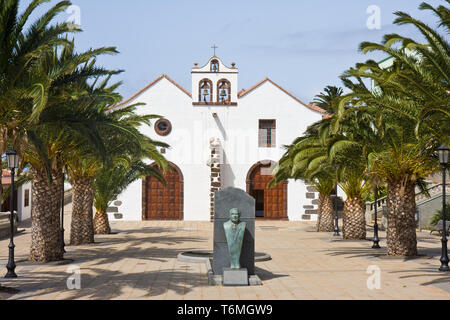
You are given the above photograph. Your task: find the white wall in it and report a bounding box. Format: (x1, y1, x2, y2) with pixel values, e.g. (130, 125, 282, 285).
(114, 69, 324, 222)
(17, 181, 32, 221)
(114, 179, 142, 221)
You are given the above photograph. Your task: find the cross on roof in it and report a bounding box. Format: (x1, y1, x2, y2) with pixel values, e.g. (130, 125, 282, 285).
(211, 44, 218, 56)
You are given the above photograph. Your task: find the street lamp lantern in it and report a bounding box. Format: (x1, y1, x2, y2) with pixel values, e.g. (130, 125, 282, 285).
(437, 144, 449, 272)
(5, 149, 18, 278)
(6, 149, 19, 169)
(438, 145, 449, 166)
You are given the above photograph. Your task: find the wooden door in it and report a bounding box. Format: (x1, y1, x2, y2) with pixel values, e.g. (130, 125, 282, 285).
(247, 161, 288, 220)
(143, 164, 183, 220)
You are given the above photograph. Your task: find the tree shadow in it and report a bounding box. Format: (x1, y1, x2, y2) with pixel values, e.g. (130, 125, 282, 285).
(386, 266, 450, 291)
(324, 247, 388, 260)
(1, 225, 213, 300)
(5, 267, 208, 300)
(323, 245, 441, 262)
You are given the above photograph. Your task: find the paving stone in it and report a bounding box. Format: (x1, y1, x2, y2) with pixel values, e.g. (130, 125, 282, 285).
(0, 205, 448, 300)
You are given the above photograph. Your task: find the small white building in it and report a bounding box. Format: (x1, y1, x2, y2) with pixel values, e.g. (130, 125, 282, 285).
(111, 55, 325, 222)
(1, 170, 32, 222)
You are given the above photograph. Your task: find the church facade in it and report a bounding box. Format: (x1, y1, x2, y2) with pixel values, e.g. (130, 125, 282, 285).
(110, 55, 325, 222)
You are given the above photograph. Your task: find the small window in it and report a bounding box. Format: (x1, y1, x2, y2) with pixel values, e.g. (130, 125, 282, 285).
(155, 119, 172, 136)
(259, 120, 276, 148)
(24, 189, 30, 207)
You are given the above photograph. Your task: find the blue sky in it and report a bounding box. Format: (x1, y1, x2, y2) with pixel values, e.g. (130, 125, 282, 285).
(26, 0, 446, 103)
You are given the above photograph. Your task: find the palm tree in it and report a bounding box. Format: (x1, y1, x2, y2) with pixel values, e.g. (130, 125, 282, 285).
(272, 133, 336, 232)
(63, 73, 122, 246)
(272, 86, 345, 232)
(311, 175, 336, 232)
(338, 170, 368, 239)
(312, 86, 344, 115)
(89, 101, 169, 235)
(68, 105, 169, 242)
(0, 0, 75, 207)
(358, 2, 449, 141)
(66, 157, 97, 246)
(93, 159, 165, 234)
(324, 107, 378, 240)
(24, 43, 124, 262)
(334, 1, 449, 255)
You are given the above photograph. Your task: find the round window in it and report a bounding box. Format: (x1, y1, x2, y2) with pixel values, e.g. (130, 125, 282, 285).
(155, 119, 172, 136)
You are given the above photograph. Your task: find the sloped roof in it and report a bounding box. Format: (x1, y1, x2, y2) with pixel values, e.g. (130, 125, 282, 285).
(238, 77, 325, 114)
(109, 74, 192, 110)
(1, 170, 11, 185)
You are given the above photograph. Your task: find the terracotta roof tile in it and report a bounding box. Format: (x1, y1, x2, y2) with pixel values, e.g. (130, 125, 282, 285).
(238, 77, 326, 114)
(1, 170, 11, 185)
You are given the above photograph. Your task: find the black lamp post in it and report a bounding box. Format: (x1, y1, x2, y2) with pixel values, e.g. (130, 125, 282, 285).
(5, 149, 19, 278)
(333, 183, 340, 237)
(372, 186, 381, 249)
(437, 145, 449, 272)
(60, 167, 66, 254)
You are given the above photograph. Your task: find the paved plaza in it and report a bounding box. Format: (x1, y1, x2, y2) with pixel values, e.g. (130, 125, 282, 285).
(0, 207, 449, 300)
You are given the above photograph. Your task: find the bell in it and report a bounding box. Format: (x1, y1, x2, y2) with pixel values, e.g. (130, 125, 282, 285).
(220, 89, 227, 102)
(203, 89, 210, 102)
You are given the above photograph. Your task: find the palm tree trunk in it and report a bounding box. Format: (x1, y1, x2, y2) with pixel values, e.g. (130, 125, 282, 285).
(70, 177, 95, 245)
(30, 168, 63, 262)
(386, 179, 417, 256)
(317, 193, 334, 232)
(94, 210, 111, 234)
(343, 197, 366, 240)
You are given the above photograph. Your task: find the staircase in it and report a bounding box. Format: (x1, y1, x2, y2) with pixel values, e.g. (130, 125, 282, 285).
(365, 182, 450, 230)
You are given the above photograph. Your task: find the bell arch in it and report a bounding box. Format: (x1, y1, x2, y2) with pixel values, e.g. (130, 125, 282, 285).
(210, 59, 219, 72)
(199, 79, 213, 103)
(217, 79, 231, 104)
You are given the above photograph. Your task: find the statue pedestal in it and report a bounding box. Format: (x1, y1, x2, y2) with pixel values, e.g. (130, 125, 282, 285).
(213, 188, 256, 276)
(223, 268, 249, 286)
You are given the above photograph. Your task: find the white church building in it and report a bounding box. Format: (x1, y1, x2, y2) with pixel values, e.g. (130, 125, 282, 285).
(110, 55, 326, 222)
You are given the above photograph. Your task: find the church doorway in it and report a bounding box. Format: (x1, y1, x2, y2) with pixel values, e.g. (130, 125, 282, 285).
(246, 161, 288, 220)
(142, 162, 184, 220)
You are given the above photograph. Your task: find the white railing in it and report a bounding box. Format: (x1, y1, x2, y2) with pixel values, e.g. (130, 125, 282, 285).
(366, 183, 450, 214)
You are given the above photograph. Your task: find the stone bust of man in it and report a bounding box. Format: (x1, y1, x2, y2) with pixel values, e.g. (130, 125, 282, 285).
(223, 208, 247, 269)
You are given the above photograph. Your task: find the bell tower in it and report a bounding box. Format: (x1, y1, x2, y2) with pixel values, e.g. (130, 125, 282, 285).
(192, 54, 238, 106)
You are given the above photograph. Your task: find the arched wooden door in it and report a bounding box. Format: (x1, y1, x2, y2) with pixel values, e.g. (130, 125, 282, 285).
(246, 161, 288, 220)
(142, 163, 184, 220)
